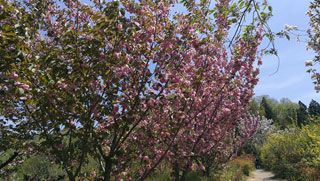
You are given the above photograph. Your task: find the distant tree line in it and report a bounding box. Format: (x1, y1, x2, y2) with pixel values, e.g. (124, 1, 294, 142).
(250, 96, 320, 129)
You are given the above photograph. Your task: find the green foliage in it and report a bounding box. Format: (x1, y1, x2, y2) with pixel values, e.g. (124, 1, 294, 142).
(249, 100, 260, 116)
(297, 101, 309, 127)
(309, 99, 320, 117)
(260, 97, 276, 121)
(146, 170, 171, 181)
(276, 98, 299, 129)
(145, 155, 255, 181)
(260, 125, 320, 180)
(252, 96, 319, 129)
(213, 155, 255, 181)
(231, 155, 255, 176)
(0, 0, 273, 179)
(252, 96, 301, 129)
(241, 117, 275, 166)
(0, 150, 20, 177)
(14, 155, 64, 180)
(2, 154, 101, 180)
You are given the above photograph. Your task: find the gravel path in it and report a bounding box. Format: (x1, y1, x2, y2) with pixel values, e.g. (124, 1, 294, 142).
(247, 169, 286, 181)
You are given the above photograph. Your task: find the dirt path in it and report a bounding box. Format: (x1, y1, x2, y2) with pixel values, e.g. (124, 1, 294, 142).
(247, 169, 286, 181)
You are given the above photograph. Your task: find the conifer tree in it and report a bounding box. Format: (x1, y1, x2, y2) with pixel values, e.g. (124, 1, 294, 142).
(297, 101, 309, 127)
(260, 97, 276, 121)
(308, 99, 320, 116)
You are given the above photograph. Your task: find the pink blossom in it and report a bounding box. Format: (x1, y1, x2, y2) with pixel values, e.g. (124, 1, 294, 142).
(117, 23, 123, 30)
(19, 96, 27, 101)
(115, 52, 121, 59)
(15, 82, 30, 91)
(11, 72, 19, 79)
(113, 105, 119, 113)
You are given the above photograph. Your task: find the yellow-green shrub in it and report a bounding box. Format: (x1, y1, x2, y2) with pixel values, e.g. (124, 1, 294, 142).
(214, 154, 255, 181)
(230, 155, 255, 176)
(260, 124, 320, 180)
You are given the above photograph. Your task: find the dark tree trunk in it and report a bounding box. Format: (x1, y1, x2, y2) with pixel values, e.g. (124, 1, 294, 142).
(103, 156, 113, 181)
(180, 170, 187, 181)
(173, 161, 180, 181)
(203, 166, 211, 177)
(66, 170, 76, 181)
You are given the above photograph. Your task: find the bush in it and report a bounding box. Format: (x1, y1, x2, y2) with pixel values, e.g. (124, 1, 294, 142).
(9, 155, 65, 180)
(209, 155, 255, 181)
(241, 117, 275, 167)
(146, 155, 255, 181)
(260, 124, 320, 180)
(146, 165, 171, 181)
(230, 155, 255, 176)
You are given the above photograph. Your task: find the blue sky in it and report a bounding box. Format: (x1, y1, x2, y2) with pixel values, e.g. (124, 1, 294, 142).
(254, 0, 318, 104)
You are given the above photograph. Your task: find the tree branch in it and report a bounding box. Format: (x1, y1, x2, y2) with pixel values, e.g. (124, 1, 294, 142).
(0, 151, 19, 170)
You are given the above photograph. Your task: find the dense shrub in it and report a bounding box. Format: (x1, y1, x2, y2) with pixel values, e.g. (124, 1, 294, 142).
(241, 117, 275, 165)
(229, 155, 255, 177)
(145, 155, 255, 181)
(260, 124, 320, 180)
(3, 154, 101, 180)
(9, 155, 64, 180)
(194, 155, 255, 181)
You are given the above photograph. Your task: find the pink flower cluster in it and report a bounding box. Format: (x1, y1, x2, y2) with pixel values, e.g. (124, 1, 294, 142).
(0, 0, 266, 179)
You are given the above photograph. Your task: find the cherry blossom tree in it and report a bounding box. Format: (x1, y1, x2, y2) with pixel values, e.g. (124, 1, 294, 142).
(0, 0, 271, 180)
(128, 0, 270, 179)
(0, 0, 34, 174)
(307, 0, 320, 91)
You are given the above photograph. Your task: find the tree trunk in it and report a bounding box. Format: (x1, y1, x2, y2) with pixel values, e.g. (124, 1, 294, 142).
(66, 171, 76, 181)
(0, 151, 19, 170)
(173, 161, 180, 181)
(103, 156, 113, 181)
(180, 170, 187, 181)
(203, 166, 211, 177)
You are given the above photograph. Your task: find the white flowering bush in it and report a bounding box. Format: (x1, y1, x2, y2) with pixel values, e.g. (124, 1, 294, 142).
(307, 0, 320, 91)
(241, 117, 275, 161)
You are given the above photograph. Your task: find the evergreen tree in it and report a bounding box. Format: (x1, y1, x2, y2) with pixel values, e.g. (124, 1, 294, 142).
(260, 97, 276, 121)
(297, 101, 309, 128)
(308, 99, 320, 116)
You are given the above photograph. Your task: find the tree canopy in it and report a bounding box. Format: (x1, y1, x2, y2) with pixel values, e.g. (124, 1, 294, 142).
(0, 0, 274, 180)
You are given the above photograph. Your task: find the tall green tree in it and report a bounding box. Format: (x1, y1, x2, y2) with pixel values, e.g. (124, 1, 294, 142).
(260, 97, 276, 121)
(308, 99, 320, 117)
(276, 98, 298, 129)
(297, 101, 309, 128)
